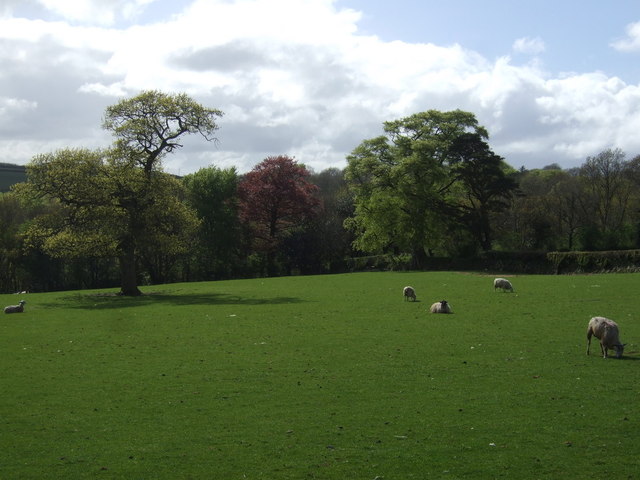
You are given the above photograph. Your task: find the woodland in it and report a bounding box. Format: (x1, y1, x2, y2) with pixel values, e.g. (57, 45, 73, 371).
(2, 91, 640, 294)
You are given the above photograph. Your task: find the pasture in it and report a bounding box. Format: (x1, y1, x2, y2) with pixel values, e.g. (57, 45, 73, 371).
(1, 271, 639, 479)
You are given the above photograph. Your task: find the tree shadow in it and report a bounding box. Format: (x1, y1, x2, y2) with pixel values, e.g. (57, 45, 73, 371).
(48, 291, 306, 310)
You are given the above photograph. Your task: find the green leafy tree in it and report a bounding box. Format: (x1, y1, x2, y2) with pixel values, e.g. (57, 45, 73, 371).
(183, 166, 243, 280)
(18, 91, 223, 295)
(579, 148, 633, 248)
(0, 192, 33, 292)
(448, 133, 518, 251)
(344, 110, 488, 266)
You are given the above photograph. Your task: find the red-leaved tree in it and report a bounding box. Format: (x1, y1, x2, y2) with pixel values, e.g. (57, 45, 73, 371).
(238, 155, 321, 275)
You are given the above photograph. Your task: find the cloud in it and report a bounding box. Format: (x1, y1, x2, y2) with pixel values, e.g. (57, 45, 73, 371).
(512, 36, 546, 55)
(1, 0, 640, 175)
(611, 21, 640, 51)
(34, 0, 157, 26)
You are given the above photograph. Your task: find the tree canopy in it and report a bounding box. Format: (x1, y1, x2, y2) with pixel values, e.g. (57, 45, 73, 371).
(344, 109, 511, 265)
(18, 91, 223, 295)
(238, 155, 321, 275)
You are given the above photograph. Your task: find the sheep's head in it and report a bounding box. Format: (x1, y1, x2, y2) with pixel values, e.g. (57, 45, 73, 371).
(614, 343, 626, 358)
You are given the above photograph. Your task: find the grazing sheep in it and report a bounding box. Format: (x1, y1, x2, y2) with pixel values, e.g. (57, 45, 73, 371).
(493, 277, 514, 292)
(587, 316, 625, 359)
(4, 300, 26, 314)
(403, 286, 417, 302)
(430, 300, 452, 314)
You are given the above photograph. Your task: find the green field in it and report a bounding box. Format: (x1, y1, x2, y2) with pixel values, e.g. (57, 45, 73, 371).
(1, 272, 639, 479)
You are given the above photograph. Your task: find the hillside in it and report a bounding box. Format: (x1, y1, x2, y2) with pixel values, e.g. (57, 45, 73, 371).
(0, 163, 27, 192)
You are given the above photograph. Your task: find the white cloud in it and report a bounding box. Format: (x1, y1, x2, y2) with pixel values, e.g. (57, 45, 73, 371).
(512, 36, 546, 55)
(35, 0, 157, 26)
(1, 0, 640, 175)
(611, 21, 640, 51)
(0, 97, 38, 130)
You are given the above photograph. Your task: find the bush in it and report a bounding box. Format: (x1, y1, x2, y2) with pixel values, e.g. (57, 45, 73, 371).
(547, 249, 640, 274)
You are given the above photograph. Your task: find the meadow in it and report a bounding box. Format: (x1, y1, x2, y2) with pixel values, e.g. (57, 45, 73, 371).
(1, 271, 639, 479)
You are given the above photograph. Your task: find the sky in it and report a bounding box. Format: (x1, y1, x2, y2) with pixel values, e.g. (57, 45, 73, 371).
(2, 0, 640, 176)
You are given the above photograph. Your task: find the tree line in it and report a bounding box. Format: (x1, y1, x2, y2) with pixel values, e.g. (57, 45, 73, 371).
(1, 91, 640, 295)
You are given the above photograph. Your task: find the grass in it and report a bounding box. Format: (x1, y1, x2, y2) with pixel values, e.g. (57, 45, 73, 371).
(1, 271, 639, 479)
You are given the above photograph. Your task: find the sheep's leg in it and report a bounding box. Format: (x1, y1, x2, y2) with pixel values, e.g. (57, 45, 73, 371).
(600, 342, 608, 358)
(586, 330, 592, 355)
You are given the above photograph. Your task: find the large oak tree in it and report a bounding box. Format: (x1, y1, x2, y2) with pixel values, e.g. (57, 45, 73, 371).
(19, 91, 223, 295)
(344, 110, 492, 265)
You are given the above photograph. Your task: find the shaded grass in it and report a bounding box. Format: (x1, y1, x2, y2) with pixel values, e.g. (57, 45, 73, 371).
(1, 272, 639, 479)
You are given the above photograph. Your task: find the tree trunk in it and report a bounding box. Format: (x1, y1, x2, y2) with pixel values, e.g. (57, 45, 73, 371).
(479, 208, 492, 252)
(119, 244, 142, 296)
(411, 245, 428, 269)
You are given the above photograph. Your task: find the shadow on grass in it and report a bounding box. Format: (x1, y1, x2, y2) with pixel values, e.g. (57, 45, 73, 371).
(48, 291, 306, 310)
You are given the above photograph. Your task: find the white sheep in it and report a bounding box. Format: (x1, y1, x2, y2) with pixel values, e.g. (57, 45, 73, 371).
(587, 316, 625, 359)
(403, 286, 417, 302)
(430, 300, 452, 314)
(493, 277, 514, 292)
(4, 300, 26, 314)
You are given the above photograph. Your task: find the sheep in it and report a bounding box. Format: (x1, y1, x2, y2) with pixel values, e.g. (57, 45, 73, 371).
(403, 286, 417, 302)
(4, 300, 26, 314)
(586, 316, 625, 359)
(494, 277, 514, 292)
(430, 300, 452, 314)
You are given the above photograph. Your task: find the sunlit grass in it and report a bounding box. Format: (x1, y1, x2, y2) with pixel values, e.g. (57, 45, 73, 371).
(1, 272, 639, 479)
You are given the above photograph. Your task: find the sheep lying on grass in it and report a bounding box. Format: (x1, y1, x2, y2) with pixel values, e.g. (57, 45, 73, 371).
(494, 277, 514, 292)
(587, 316, 625, 359)
(430, 300, 452, 314)
(4, 300, 26, 314)
(403, 286, 417, 302)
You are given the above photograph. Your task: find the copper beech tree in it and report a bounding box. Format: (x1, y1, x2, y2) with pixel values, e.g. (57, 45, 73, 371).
(237, 155, 321, 275)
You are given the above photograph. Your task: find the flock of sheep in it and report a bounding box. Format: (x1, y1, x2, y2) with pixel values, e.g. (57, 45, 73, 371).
(403, 277, 627, 359)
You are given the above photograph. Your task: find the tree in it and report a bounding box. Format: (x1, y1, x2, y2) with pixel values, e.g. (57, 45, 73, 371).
(579, 148, 633, 248)
(448, 133, 518, 251)
(103, 90, 223, 176)
(0, 192, 34, 293)
(183, 166, 243, 280)
(19, 91, 223, 295)
(237, 155, 321, 276)
(344, 110, 489, 266)
(304, 168, 355, 273)
(495, 168, 566, 251)
(546, 171, 585, 250)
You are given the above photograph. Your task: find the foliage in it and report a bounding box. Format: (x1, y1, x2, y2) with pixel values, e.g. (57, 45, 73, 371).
(579, 148, 630, 234)
(496, 149, 640, 253)
(103, 90, 223, 174)
(17, 148, 200, 291)
(547, 249, 640, 273)
(2, 272, 639, 479)
(8, 96, 640, 289)
(344, 110, 506, 266)
(16, 91, 222, 295)
(449, 133, 518, 251)
(291, 168, 355, 274)
(237, 155, 321, 275)
(182, 166, 245, 280)
(0, 192, 33, 292)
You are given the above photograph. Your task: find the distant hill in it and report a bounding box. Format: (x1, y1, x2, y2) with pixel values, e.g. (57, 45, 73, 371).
(0, 163, 27, 193)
